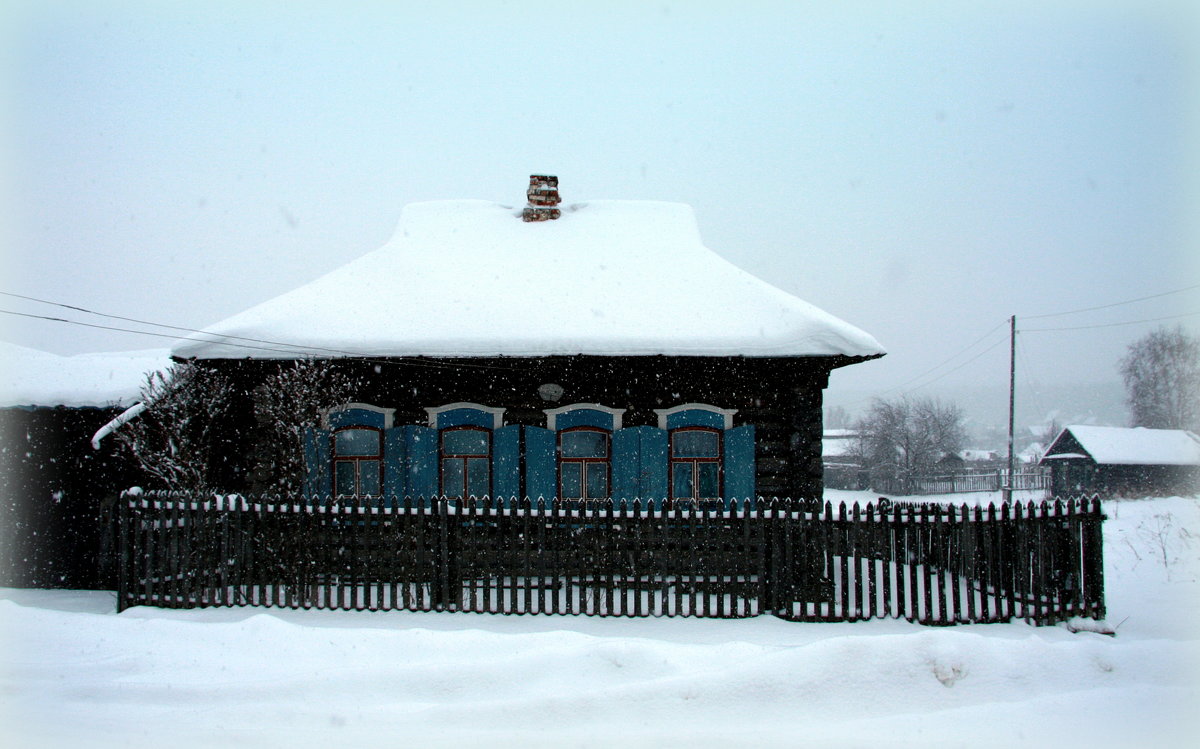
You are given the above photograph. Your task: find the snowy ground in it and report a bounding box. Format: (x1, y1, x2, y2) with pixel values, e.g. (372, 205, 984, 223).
(3, 492, 1198, 748)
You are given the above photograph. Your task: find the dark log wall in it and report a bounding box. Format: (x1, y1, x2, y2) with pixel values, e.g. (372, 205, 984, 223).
(0, 406, 143, 588)
(1050, 460, 1200, 498)
(206, 354, 869, 499)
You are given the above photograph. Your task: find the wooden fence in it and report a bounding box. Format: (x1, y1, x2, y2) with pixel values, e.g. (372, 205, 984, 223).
(873, 470, 1051, 496)
(116, 494, 1105, 626)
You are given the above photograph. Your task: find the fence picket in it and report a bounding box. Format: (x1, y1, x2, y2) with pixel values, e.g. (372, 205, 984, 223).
(945, 505, 959, 624)
(1072, 498, 1085, 617)
(888, 502, 901, 619)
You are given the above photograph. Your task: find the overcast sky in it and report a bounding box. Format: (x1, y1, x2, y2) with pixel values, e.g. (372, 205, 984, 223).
(3, 1, 1197, 419)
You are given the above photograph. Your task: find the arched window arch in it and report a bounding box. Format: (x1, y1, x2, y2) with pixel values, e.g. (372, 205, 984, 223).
(424, 403, 506, 500)
(653, 404, 743, 507)
(543, 404, 623, 504)
(320, 403, 395, 498)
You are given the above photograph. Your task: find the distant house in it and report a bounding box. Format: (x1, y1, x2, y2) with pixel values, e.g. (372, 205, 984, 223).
(1017, 442, 1045, 465)
(821, 429, 866, 490)
(1040, 425, 1200, 498)
(0, 342, 169, 587)
(173, 178, 885, 504)
(959, 449, 1001, 463)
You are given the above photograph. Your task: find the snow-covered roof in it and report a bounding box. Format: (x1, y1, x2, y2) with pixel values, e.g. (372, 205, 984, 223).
(1017, 442, 1045, 462)
(959, 449, 1000, 462)
(0, 342, 170, 408)
(822, 432, 858, 459)
(173, 200, 886, 360)
(823, 428, 858, 438)
(1042, 425, 1200, 467)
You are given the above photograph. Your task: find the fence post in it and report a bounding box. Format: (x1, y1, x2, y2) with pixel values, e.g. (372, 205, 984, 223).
(115, 494, 128, 612)
(1083, 496, 1106, 620)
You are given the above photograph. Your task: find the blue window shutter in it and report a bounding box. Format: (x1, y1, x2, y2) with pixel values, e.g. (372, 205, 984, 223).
(492, 425, 521, 502)
(303, 427, 332, 499)
(524, 426, 557, 501)
(639, 427, 669, 511)
(383, 427, 407, 502)
(723, 424, 756, 505)
(612, 428, 640, 503)
(614, 426, 668, 508)
(404, 425, 438, 503)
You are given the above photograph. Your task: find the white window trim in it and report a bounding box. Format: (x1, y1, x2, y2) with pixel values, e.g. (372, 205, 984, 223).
(321, 402, 395, 430)
(424, 402, 506, 429)
(654, 403, 738, 431)
(543, 403, 626, 432)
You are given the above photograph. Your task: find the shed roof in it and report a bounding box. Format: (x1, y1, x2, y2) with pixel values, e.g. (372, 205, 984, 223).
(1041, 425, 1200, 467)
(822, 432, 858, 459)
(0, 341, 170, 408)
(173, 200, 885, 361)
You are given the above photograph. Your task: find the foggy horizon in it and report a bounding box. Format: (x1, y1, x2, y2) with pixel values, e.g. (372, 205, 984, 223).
(4, 1, 1197, 414)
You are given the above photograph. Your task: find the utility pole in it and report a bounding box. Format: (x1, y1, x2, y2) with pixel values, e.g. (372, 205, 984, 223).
(1004, 315, 1016, 503)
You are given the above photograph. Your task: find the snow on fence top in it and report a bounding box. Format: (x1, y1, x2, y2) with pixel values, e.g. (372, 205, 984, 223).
(173, 200, 886, 360)
(0, 341, 170, 408)
(1046, 425, 1200, 466)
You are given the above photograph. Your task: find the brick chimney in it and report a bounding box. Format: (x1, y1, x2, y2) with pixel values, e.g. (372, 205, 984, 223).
(522, 175, 561, 221)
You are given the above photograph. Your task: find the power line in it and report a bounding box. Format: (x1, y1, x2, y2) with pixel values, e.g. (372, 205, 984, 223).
(0, 309, 303, 354)
(903, 337, 1008, 395)
(0, 289, 523, 370)
(1015, 335, 1049, 421)
(0, 307, 514, 371)
(1021, 310, 1200, 333)
(0, 290, 371, 357)
(1022, 284, 1200, 320)
(831, 319, 1009, 409)
(879, 319, 1008, 395)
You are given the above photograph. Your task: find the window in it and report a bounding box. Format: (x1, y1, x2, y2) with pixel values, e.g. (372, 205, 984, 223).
(669, 427, 721, 503)
(441, 426, 491, 498)
(559, 427, 610, 501)
(542, 404, 623, 504)
(332, 426, 383, 496)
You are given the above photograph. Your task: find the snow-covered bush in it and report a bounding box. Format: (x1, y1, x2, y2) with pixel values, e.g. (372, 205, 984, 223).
(247, 358, 362, 495)
(115, 362, 236, 494)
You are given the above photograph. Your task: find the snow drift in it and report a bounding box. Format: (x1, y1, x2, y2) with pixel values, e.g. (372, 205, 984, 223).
(2, 493, 1197, 748)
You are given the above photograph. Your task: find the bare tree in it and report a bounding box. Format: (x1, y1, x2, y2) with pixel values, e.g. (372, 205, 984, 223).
(1041, 417, 1063, 444)
(854, 395, 967, 476)
(824, 405, 851, 429)
(115, 362, 236, 494)
(1118, 326, 1200, 431)
(249, 359, 363, 495)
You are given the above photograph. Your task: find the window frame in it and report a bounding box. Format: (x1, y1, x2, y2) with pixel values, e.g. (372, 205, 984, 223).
(439, 424, 492, 499)
(668, 426, 723, 506)
(331, 425, 384, 497)
(557, 426, 612, 504)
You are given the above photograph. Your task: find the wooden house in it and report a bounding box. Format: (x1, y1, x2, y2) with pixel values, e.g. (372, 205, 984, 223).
(172, 179, 885, 504)
(0, 343, 168, 587)
(1040, 425, 1200, 498)
(821, 429, 867, 490)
